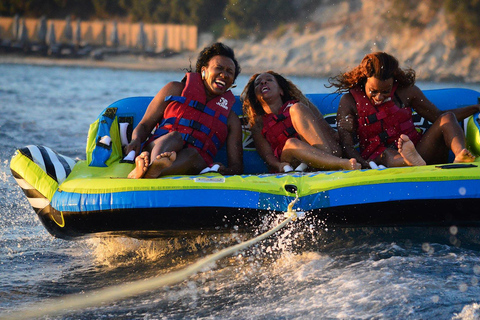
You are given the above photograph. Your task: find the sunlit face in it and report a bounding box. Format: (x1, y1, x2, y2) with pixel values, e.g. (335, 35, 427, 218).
(253, 72, 283, 100)
(201, 55, 235, 98)
(365, 77, 394, 105)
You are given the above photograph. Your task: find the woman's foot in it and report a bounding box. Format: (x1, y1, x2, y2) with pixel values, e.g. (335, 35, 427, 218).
(347, 158, 361, 170)
(398, 134, 426, 166)
(454, 148, 476, 163)
(144, 151, 177, 178)
(127, 151, 150, 179)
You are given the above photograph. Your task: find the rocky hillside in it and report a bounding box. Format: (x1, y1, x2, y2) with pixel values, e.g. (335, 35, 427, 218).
(216, 0, 480, 82)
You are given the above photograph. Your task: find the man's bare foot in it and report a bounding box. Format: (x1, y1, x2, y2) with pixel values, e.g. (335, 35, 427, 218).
(144, 151, 177, 178)
(397, 134, 426, 166)
(454, 148, 476, 163)
(347, 158, 361, 170)
(127, 151, 150, 179)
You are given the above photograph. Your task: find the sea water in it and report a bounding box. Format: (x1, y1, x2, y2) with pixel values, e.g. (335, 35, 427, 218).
(1, 63, 480, 319)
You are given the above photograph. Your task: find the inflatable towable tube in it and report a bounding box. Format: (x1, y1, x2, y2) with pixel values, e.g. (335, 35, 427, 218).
(10, 88, 480, 239)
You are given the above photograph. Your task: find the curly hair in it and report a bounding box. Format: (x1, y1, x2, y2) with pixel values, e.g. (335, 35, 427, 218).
(241, 71, 316, 126)
(195, 42, 241, 81)
(327, 52, 416, 93)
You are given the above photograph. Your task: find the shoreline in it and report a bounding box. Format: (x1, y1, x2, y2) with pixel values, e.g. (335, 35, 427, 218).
(2, 53, 480, 84)
(0, 53, 196, 73)
(0, 52, 265, 77)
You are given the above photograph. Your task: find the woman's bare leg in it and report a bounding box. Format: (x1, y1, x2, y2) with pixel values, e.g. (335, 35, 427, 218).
(289, 103, 342, 156)
(281, 138, 360, 170)
(130, 131, 205, 178)
(416, 112, 475, 164)
(145, 131, 185, 164)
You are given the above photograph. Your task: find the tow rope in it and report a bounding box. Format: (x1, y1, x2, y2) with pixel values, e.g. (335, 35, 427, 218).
(2, 197, 303, 320)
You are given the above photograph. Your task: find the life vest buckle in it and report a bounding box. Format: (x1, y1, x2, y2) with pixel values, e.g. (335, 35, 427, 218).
(190, 120, 203, 131)
(378, 131, 389, 142)
(367, 113, 378, 124)
(189, 100, 206, 112)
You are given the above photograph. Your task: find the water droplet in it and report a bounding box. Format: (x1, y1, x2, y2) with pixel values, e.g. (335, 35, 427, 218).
(422, 242, 431, 253)
(449, 225, 458, 235)
(471, 277, 478, 286)
(473, 265, 480, 275)
(459, 187, 466, 195)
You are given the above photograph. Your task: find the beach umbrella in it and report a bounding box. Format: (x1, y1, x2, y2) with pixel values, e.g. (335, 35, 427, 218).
(110, 20, 119, 47)
(137, 22, 147, 50)
(64, 16, 73, 43)
(37, 16, 47, 44)
(162, 27, 168, 51)
(18, 18, 29, 45)
(12, 14, 19, 40)
(151, 28, 157, 51)
(75, 18, 81, 46)
(47, 22, 56, 45)
(100, 23, 107, 46)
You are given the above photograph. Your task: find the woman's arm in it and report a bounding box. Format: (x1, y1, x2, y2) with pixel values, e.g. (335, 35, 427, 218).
(405, 85, 480, 122)
(336, 94, 370, 168)
(218, 111, 244, 175)
(125, 81, 184, 156)
(250, 118, 289, 172)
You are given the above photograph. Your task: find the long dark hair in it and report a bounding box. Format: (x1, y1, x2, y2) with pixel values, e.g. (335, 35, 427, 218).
(328, 52, 416, 93)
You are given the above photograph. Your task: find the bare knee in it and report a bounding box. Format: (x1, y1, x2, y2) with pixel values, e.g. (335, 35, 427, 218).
(281, 138, 301, 161)
(283, 138, 302, 150)
(289, 103, 310, 120)
(149, 131, 184, 152)
(167, 131, 183, 141)
(438, 112, 457, 125)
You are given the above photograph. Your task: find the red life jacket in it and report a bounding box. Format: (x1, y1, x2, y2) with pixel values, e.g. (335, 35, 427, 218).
(351, 84, 422, 160)
(153, 72, 235, 165)
(262, 100, 299, 159)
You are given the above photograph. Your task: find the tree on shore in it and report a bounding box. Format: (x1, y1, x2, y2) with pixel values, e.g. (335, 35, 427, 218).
(1, 0, 480, 48)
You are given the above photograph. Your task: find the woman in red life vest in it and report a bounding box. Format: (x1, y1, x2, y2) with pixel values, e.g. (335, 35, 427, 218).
(329, 52, 479, 169)
(241, 71, 361, 173)
(126, 43, 243, 178)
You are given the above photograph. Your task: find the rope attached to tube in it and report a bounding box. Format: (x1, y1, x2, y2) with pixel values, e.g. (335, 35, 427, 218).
(2, 197, 302, 320)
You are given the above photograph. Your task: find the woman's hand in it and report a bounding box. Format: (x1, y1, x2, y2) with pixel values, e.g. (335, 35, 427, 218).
(276, 161, 292, 173)
(124, 139, 141, 157)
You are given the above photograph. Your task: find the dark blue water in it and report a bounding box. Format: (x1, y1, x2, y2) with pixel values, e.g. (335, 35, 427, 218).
(2, 63, 480, 319)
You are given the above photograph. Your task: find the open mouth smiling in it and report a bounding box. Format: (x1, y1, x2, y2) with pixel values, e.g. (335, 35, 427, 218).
(372, 96, 391, 105)
(215, 79, 226, 89)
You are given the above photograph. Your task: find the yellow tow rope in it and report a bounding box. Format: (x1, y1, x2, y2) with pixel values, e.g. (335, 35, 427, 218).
(2, 197, 303, 320)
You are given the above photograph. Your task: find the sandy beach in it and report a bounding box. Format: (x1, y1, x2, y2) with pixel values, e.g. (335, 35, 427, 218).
(0, 52, 200, 73)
